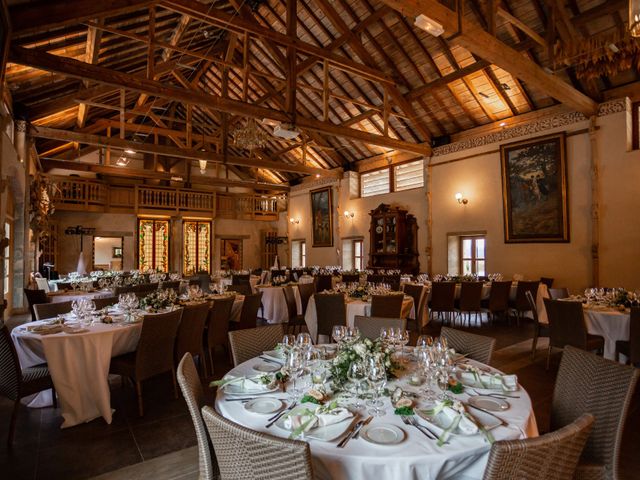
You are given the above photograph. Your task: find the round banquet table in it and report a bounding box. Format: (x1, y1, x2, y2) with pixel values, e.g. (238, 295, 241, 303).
(304, 294, 414, 344)
(217, 275, 261, 293)
(256, 285, 302, 324)
(215, 355, 538, 480)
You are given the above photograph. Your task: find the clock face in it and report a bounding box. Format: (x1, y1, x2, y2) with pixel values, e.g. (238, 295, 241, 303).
(375, 226, 383, 234)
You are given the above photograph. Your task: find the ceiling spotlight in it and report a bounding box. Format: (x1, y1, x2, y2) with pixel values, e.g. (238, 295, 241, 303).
(414, 14, 444, 37)
(116, 156, 130, 167)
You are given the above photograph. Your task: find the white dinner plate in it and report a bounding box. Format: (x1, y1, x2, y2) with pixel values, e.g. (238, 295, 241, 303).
(224, 383, 280, 396)
(244, 397, 283, 415)
(467, 395, 509, 412)
(253, 363, 281, 373)
(417, 407, 501, 435)
(361, 424, 405, 446)
(274, 405, 354, 442)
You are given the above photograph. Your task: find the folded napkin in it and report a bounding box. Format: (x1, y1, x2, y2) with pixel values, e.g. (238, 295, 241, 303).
(28, 324, 64, 335)
(441, 406, 478, 435)
(460, 370, 517, 391)
(216, 375, 275, 392)
(284, 407, 352, 432)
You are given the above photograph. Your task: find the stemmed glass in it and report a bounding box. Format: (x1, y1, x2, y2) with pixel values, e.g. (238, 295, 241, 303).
(417, 348, 437, 400)
(366, 356, 387, 417)
(281, 334, 296, 353)
(296, 332, 313, 353)
(332, 325, 346, 346)
(416, 335, 433, 350)
(397, 329, 410, 363)
(347, 361, 366, 409)
(343, 326, 360, 345)
(284, 347, 304, 400)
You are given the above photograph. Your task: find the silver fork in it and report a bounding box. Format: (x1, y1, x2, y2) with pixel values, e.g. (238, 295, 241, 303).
(407, 416, 442, 441)
(401, 416, 436, 440)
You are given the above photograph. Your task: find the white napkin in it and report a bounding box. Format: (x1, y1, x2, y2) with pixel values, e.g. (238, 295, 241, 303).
(460, 371, 517, 390)
(441, 406, 478, 435)
(284, 407, 353, 431)
(223, 375, 273, 392)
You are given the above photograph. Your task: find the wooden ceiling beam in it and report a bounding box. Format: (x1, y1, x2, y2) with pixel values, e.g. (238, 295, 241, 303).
(381, 0, 598, 116)
(77, 20, 104, 128)
(572, 0, 626, 26)
(496, 7, 546, 47)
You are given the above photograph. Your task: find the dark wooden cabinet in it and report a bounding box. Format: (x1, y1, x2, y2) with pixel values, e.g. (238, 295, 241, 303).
(368, 204, 419, 274)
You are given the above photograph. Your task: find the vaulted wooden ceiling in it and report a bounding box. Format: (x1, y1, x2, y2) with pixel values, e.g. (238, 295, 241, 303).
(4, 0, 638, 189)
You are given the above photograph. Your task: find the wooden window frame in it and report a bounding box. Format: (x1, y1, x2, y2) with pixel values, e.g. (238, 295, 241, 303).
(353, 238, 363, 271)
(360, 159, 424, 198)
(459, 235, 486, 276)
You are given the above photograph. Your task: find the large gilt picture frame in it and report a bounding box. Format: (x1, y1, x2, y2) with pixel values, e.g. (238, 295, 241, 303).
(310, 187, 333, 247)
(500, 133, 569, 243)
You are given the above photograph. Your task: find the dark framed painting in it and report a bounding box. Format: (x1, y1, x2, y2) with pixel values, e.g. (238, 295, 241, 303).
(310, 187, 333, 247)
(500, 133, 569, 243)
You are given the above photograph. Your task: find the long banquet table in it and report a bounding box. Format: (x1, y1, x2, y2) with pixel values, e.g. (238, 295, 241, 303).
(215, 354, 538, 480)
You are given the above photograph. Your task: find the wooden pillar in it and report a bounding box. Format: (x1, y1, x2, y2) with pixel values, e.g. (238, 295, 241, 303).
(589, 115, 600, 287)
(425, 159, 433, 276)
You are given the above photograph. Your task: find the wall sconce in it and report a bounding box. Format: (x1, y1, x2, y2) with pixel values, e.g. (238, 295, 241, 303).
(289, 217, 300, 225)
(343, 210, 355, 220)
(455, 192, 468, 205)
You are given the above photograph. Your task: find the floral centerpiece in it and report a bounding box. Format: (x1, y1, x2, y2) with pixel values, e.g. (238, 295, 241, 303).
(330, 337, 399, 390)
(139, 288, 178, 312)
(608, 288, 639, 309)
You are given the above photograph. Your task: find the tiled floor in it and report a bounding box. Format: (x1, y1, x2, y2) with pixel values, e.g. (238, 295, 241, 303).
(1, 315, 638, 479)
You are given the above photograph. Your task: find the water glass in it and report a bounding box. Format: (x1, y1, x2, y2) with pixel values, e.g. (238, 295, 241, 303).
(366, 357, 387, 417)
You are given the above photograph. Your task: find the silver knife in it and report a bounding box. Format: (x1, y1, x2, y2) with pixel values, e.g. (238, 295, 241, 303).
(353, 416, 373, 440)
(337, 419, 363, 448)
(266, 401, 297, 428)
(464, 403, 508, 426)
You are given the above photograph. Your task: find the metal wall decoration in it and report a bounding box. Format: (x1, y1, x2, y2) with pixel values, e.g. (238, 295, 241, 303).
(310, 186, 333, 247)
(500, 133, 569, 243)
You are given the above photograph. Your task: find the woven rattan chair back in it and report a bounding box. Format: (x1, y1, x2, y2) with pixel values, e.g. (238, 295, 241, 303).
(34, 301, 73, 321)
(370, 294, 404, 318)
(207, 296, 236, 349)
(24, 289, 48, 321)
(297, 283, 315, 316)
(228, 325, 285, 366)
(282, 286, 299, 323)
(487, 281, 512, 313)
(514, 281, 540, 311)
(548, 288, 570, 300)
(177, 353, 219, 480)
(0, 325, 21, 401)
(175, 303, 210, 366)
(629, 307, 640, 365)
(202, 406, 314, 480)
(430, 282, 456, 312)
(341, 274, 360, 283)
(314, 274, 333, 292)
(160, 281, 181, 292)
(483, 413, 594, 480)
(440, 326, 496, 365)
(237, 292, 263, 330)
(93, 296, 118, 310)
(544, 299, 588, 350)
(315, 293, 346, 341)
(540, 277, 555, 289)
(232, 274, 250, 286)
(354, 316, 406, 341)
(403, 284, 428, 328)
(135, 309, 183, 381)
(226, 284, 252, 296)
(551, 346, 640, 479)
(458, 282, 484, 311)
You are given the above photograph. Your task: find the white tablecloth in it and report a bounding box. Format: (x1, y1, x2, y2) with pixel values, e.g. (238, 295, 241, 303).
(207, 294, 244, 323)
(305, 295, 414, 343)
(46, 290, 113, 304)
(215, 356, 537, 480)
(256, 285, 302, 324)
(217, 276, 261, 293)
(12, 320, 142, 428)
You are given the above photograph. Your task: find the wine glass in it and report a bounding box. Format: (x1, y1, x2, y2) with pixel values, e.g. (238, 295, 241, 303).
(397, 329, 410, 363)
(284, 348, 304, 399)
(332, 325, 346, 345)
(296, 332, 313, 352)
(418, 348, 437, 400)
(348, 361, 366, 409)
(416, 335, 433, 349)
(366, 356, 387, 417)
(281, 334, 296, 353)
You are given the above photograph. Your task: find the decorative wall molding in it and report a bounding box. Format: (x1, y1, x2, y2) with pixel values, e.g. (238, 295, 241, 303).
(290, 176, 339, 193)
(433, 99, 626, 157)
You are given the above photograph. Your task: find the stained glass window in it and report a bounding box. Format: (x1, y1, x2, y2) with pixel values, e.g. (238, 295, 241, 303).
(138, 218, 170, 272)
(183, 220, 211, 275)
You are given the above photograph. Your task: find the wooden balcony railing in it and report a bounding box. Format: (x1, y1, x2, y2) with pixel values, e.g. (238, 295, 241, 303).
(46, 175, 281, 220)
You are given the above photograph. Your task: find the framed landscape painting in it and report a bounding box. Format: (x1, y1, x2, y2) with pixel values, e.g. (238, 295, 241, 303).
(500, 133, 569, 243)
(310, 187, 333, 247)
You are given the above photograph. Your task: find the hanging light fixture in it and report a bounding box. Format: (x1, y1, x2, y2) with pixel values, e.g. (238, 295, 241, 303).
(232, 118, 269, 150)
(630, 0, 640, 37)
(198, 159, 207, 174)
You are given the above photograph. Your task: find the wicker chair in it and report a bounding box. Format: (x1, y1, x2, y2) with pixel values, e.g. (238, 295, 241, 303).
(228, 324, 285, 367)
(403, 284, 428, 333)
(201, 406, 314, 480)
(551, 346, 640, 480)
(481, 281, 512, 324)
(354, 315, 406, 341)
(93, 296, 118, 310)
(429, 282, 456, 325)
(205, 296, 236, 374)
(540, 277, 555, 289)
(314, 274, 333, 292)
(526, 290, 549, 361)
(1, 325, 56, 446)
(177, 353, 219, 480)
(384, 275, 401, 292)
(548, 288, 570, 300)
(34, 301, 73, 321)
(543, 298, 605, 370)
(297, 282, 315, 316)
(235, 292, 263, 330)
(175, 303, 210, 376)
(24, 288, 49, 322)
(370, 294, 404, 318)
(455, 282, 484, 327)
(509, 281, 540, 326)
(615, 307, 639, 366)
(440, 326, 496, 365)
(283, 286, 305, 335)
(109, 309, 183, 416)
(483, 413, 594, 480)
(314, 293, 346, 344)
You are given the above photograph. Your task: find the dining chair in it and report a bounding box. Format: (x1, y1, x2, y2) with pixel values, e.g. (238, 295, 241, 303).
(402, 284, 428, 333)
(551, 346, 640, 480)
(34, 300, 73, 321)
(232, 274, 250, 286)
(428, 281, 456, 325)
(55, 282, 72, 291)
(177, 353, 219, 480)
(509, 281, 539, 326)
(160, 280, 181, 292)
(384, 275, 401, 291)
(526, 290, 549, 361)
(540, 277, 555, 289)
(370, 294, 404, 318)
(341, 274, 360, 283)
(481, 281, 513, 325)
(314, 293, 346, 344)
(24, 288, 49, 322)
(440, 326, 496, 365)
(290, 269, 304, 281)
(543, 298, 605, 370)
(455, 282, 484, 327)
(1, 325, 57, 446)
(175, 303, 210, 376)
(314, 274, 333, 292)
(201, 405, 314, 480)
(482, 413, 594, 480)
(35, 277, 50, 292)
(282, 286, 306, 335)
(226, 284, 252, 296)
(109, 308, 183, 416)
(235, 292, 263, 330)
(548, 288, 570, 300)
(205, 296, 236, 374)
(297, 282, 315, 316)
(366, 274, 385, 285)
(271, 269, 287, 280)
(615, 307, 639, 367)
(354, 315, 406, 341)
(228, 324, 285, 367)
(93, 296, 118, 310)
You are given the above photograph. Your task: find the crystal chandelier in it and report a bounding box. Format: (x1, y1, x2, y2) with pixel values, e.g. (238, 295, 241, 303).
(232, 118, 269, 150)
